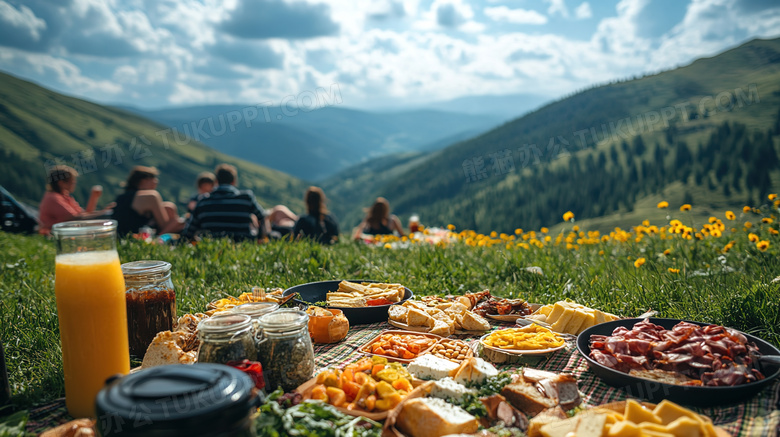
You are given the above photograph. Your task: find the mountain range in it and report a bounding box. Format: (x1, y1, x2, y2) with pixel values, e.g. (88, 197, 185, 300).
(121, 104, 502, 181)
(1, 37, 779, 235)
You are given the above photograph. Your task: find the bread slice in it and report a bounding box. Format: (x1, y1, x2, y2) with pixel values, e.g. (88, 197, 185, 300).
(527, 407, 568, 437)
(429, 318, 455, 336)
(388, 305, 409, 322)
(501, 382, 557, 416)
(142, 331, 197, 368)
(395, 397, 479, 437)
(460, 311, 491, 331)
(407, 307, 434, 327)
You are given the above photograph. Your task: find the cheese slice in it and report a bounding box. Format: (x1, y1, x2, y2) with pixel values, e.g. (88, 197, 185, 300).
(665, 417, 705, 437)
(625, 399, 662, 425)
(550, 307, 574, 332)
(547, 302, 567, 322)
(652, 400, 702, 426)
(608, 421, 642, 437)
(407, 354, 460, 380)
(563, 309, 587, 334)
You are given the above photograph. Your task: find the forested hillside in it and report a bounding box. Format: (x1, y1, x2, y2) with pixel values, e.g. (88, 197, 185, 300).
(350, 37, 780, 233)
(0, 72, 307, 212)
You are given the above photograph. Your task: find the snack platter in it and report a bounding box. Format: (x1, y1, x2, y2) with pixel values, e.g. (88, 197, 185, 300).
(51, 283, 778, 437)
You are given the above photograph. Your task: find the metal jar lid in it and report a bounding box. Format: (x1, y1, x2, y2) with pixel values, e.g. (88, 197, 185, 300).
(95, 363, 258, 437)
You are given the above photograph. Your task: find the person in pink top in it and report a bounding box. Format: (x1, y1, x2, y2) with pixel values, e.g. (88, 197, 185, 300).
(38, 165, 112, 235)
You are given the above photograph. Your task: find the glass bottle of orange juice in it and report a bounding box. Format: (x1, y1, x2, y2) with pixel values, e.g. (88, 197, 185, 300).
(52, 220, 129, 418)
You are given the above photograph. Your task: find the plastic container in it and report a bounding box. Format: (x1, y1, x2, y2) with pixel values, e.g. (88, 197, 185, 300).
(256, 309, 314, 391)
(122, 261, 177, 358)
(95, 363, 259, 436)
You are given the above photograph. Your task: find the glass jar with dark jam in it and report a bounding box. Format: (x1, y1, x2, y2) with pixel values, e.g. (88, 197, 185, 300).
(122, 261, 177, 358)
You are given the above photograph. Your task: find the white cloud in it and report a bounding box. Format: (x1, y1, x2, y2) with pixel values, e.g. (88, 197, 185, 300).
(575, 2, 592, 19)
(0, 1, 46, 40)
(484, 6, 548, 25)
(545, 0, 569, 18)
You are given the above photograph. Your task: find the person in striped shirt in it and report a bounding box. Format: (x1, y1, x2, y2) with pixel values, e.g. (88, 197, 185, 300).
(181, 164, 269, 241)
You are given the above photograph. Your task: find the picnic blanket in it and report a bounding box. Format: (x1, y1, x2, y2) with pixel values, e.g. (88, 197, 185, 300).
(26, 322, 780, 436)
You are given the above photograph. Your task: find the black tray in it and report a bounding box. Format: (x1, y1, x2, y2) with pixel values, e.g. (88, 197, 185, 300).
(282, 280, 413, 325)
(577, 318, 780, 406)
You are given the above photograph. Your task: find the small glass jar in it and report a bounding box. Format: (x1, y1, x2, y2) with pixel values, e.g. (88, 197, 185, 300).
(197, 315, 256, 365)
(256, 309, 314, 392)
(122, 261, 177, 357)
(231, 302, 279, 338)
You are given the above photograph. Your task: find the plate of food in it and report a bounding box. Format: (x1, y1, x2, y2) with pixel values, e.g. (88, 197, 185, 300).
(387, 299, 492, 336)
(283, 280, 413, 325)
(358, 330, 441, 362)
(295, 356, 429, 421)
(513, 300, 622, 335)
(472, 297, 541, 322)
(479, 324, 567, 355)
(577, 317, 780, 406)
(206, 287, 300, 315)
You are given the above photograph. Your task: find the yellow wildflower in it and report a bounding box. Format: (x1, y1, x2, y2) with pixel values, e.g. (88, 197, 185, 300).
(514, 228, 523, 235)
(490, 231, 498, 238)
(447, 224, 456, 231)
(680, 204, 691, 212)
(598, 250, 605, 256)
(743, 206, 751, 213)
(749, 233, 759, 242)
(769, 194, 778, 201)
(657, 201, 669, 209)
(634, 257, 646, 268)
(770, 228, 779, 235)
(540, 227, 549, 233)
(744, 221, 753, 229)
(572, 225, 580, 233)
(563, 211, 574, 221)
(383, 243, 392, 249)
(725, 211, 735, 220)
(668, 268, 680, 274)
(757, 240, 770, 251)
(663, 249, 672, 256)
(762, 218, 774, 224)
(710, 229, 722, 238)
(544, 235, 552, 242)
(708, 216, 717, 223)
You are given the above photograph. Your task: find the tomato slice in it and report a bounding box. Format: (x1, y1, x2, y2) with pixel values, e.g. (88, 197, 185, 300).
(366, 298, 393, 306)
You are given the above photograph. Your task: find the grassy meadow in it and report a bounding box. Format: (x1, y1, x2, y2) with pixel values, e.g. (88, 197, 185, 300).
(0, 198, 779, 412)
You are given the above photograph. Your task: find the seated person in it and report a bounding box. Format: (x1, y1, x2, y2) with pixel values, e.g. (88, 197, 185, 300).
(352, 197, 405, 240)
(187, 171, 216, 214)
(182, 163, 269, 241)
(292, 186, 339, 244)
(113, 166, 185, 236)
(38, 165, 112, 235)
(267, 205, 298, 237)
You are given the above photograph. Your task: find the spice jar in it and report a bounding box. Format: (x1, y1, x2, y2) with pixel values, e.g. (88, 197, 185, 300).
(256, 309, 314, 392)
(197, 315, 257, 365)
(231, 302, 278, 337)
(122, 260, 177, 357)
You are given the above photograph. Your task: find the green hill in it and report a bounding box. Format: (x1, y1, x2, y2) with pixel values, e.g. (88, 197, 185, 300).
(0, 72, 307, 213)
(342, 37, 780, 233)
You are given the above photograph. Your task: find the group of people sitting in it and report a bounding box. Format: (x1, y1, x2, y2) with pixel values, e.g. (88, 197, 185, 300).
(38, 163, 408, 244)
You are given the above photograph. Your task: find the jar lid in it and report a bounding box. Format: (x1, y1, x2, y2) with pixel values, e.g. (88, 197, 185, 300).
(198, 314, 252, 334)
(121, 260, 172, 276)
(51, 219, 117, 237)
(257, 309, 308, 332)
(232, 302, 279, 318)
(95, 364, 257, 437)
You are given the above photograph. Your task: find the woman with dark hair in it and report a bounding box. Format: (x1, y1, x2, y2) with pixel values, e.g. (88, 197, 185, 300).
(38, 165, 112, 235)
(292, 186, 339, 244)
(113, 166, 184, 236)
(352, 197, 404, 240)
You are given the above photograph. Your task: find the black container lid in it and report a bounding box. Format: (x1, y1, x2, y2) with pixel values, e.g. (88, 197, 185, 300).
(95, 364, 257, 437)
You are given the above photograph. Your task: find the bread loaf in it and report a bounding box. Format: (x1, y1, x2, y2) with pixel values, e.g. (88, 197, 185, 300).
(501, 382, 556, 416)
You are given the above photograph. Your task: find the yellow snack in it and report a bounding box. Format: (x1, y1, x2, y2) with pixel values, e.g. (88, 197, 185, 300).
(625, 399, 662, 425)
(483, 324, 564, 350)
(609, 421, 642, 437)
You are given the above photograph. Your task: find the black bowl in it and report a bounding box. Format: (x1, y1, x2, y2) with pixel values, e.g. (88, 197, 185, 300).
(577, 318, 780, 406)
(282, 280, 413, 325)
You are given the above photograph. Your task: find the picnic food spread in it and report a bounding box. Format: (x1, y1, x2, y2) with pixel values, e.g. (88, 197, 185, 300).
(39, 279, 778, 437)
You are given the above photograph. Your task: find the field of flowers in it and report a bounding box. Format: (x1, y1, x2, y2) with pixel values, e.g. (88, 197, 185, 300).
(0, 195, 778, 409)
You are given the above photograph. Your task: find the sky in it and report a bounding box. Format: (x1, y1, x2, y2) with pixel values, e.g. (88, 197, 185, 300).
(0, 0, 778, 111)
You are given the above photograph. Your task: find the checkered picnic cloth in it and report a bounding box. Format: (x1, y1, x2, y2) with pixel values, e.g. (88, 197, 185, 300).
(26, 322, 780, 436)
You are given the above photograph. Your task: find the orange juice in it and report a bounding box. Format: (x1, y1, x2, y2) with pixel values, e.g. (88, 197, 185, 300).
(55, 250, 129, 418)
